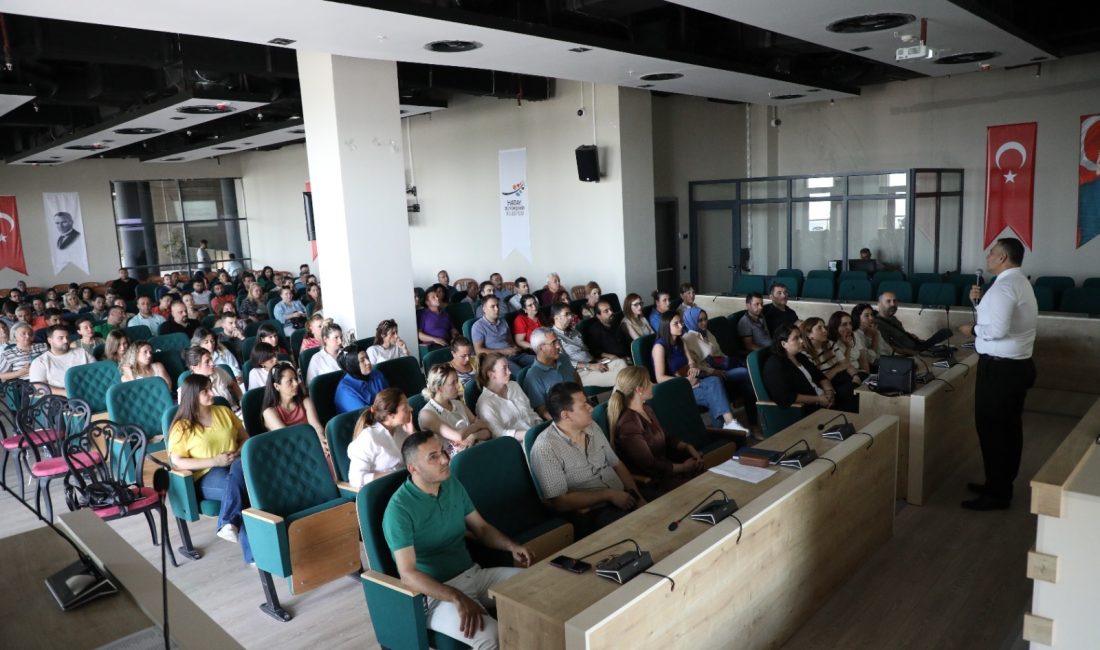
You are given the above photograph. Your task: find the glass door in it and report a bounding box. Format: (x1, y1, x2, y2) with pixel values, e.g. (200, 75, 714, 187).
(691, 203, 737, 294)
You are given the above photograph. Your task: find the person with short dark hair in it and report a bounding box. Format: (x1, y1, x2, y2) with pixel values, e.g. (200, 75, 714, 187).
(225, 253, 244, 278)
(529, 382, 646, 535)
(196, 239, 211, 272)
(874, 291, 951, 355)
(70, 317, 102, 356)
(110, 267, 140, 301)
(471, 296, 531, 375)
(551, 303, 627, 388)
(473, 281, 502, 319)
(648, 290, 672, 333)
(851, 303, 885, 367)
(210, 282, 235, 316)
(94, 305, 127, 339)
(247, 341, 278, 389)
(677, 282, 701, 329)
(449, 337, 477, 386)
(192, 327, 242, 381)
(507, 277, 529, 312)
(367, 319, 411, 365)
(737, 292, 771, 351)
(160, 300, 200, 338)
(128, 296, 166, 334)
(29, 324, 94, 395)
(183, 345, 242, 412)
(384, 431, 533, 650)
(417, 286, 456, 350)
(763, 282, 799, 335)
(762, 324, 842, 416)
(32, 308, 64, 344)
(584, 300, 631, 359)
(956, 237, 1037, 511)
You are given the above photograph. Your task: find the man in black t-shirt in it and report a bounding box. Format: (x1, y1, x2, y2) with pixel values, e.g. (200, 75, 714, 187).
(762, 282, 800, 335)
(109, 268, 140, 301)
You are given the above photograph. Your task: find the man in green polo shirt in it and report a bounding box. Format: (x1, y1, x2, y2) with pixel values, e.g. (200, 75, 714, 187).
(383, 431, 534, 650)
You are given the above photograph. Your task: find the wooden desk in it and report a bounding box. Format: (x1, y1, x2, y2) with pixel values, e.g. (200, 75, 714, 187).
(855, 351, 977, 505)
(491, 411, 899, 650)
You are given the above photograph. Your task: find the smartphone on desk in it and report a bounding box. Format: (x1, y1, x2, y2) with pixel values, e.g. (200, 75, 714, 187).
(550, 555, 592, 574)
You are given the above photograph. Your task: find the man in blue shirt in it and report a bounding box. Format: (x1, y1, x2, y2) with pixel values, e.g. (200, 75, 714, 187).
(272, 287, 307, 336)
(471, 296, 531, 375)
(384, 431, 533, 650)
(522, 327, 580, 419)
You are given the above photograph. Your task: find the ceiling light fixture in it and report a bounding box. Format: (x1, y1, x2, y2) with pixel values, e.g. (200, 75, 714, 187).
(569, 47, 592, 53)
(424, 40, 482, 53)
(267, 37, 296, 46)
(63, 144, 108, 151)
(114, 127, 165, 135)
(638, 73, 683, 82)
(827, 14, 915, 34)
(850, 46, 872, 53)
(934, 51, 1001, 65)
(176, 104, 235, 115)
(770, 94, 805, 100)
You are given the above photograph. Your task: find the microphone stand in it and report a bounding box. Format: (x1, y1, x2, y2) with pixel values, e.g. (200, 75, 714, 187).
(154, 467, 170, 650)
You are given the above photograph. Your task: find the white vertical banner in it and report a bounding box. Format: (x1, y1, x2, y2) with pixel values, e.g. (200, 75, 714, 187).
(499, 147, 531, 262)
(43, 192, 90, 275)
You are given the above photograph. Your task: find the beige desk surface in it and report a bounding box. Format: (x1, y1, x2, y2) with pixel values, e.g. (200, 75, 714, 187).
(490, 408, 869, 647)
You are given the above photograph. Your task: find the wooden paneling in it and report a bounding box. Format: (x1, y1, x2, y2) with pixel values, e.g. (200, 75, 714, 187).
(1023, 613, 1054, 646)
(1030, 398, 1100, 517)
(1027, 548, 1058, 583)
(289, 501, 361, 595)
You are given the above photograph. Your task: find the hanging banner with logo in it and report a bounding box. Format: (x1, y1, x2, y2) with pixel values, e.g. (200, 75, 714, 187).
(499, 147, 531, 262)
(1078, 113, 1100, 248)
(0, 196, 28, 275)
(43, 191, 90, 274)
(984, 122, 1037, 249)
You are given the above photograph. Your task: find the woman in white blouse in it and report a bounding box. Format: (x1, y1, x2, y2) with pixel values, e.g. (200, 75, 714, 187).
(418, 364, 492, 454)
(827, 311, 870, 380)
(366, 319, 410, 365)
(346, 387, 413, 488)
(475, 352, 543, 441)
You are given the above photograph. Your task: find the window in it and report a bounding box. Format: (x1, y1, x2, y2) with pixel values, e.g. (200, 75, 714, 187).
(111, 178, 250, 278)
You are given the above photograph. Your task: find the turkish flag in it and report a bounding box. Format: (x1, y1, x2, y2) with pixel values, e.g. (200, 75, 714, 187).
(0, 196, 28, 275)
(984, 122, 1037, 249)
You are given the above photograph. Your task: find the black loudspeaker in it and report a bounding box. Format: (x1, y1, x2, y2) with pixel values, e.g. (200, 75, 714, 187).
(575, 145, 600, 182)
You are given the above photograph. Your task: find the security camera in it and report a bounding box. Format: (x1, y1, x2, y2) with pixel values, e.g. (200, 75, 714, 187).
(577, 108, 585, 117)
(770, 118, 782, 128)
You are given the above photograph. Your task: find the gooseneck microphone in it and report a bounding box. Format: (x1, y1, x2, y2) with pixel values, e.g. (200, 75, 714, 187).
(817, 413, 849, 431)
(668, 489, 729, 531)
(818, 413, 856, 440)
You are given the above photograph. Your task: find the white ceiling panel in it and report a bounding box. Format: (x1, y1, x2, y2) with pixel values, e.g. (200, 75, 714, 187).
(670, 0, 1055, 74)
(0, 87, 35, 119)
(143, 123, 305, 163)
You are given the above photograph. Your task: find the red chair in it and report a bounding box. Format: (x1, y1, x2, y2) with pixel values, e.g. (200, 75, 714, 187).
(0, 380, 51, 500)
(62, 421, 178, 567)
(16, 395, 92, 521)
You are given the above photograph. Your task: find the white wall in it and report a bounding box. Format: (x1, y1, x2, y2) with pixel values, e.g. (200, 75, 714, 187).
(0, 156, 241, 287)
(237, 144, 313, 274)
(773, 52, 1100, 281)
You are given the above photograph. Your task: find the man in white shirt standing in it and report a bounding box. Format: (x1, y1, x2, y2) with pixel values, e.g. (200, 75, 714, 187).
(957, 237, 1037, 511)
(29, 325, 95, 396)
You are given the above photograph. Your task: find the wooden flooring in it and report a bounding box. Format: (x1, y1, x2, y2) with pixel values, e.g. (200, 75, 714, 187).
(0, 410, 1075, 650)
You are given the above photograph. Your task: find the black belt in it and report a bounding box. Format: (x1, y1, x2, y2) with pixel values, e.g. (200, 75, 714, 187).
(978, 353, 1031, 362)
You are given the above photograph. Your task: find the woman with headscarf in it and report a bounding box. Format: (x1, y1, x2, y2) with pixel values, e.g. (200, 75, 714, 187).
(333, 345, 390, 414)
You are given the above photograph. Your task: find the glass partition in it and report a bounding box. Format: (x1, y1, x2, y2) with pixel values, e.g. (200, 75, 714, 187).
(792, 200, 843, 271)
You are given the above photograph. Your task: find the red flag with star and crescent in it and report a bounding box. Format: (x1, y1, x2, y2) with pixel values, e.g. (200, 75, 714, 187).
(984, 122, 1037, 249)
(0, 196, 28, 275)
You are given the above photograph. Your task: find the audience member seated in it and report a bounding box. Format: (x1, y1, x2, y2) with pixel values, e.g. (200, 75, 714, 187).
(473, 281, 502, 319)
(261, 361, 331, 471)
(33, 308, 64, 343)
(763, 324, 852, 415)
(300, 313, 326, 351)
(0, 322, 44, 381)
(529, 382, 647, 536)
(475, 352, 542, 441)
(256, 322, 289, 358)
(608, 366, 704, 497)
(248, 342, 278, 389)
(472, 296, 532, 376)
(874, 291, 952, 355)
(801, 317, 860, 411)
(128, 296, 165, 334)
(579, 282, 601, 320)
(225, 253, 244, 278)
(738, 292, 772, 351)
(347, 387, 413, 488)
(648, 290, 672, 333)
(273, 287, 307, 336)
(216, 312, 246, 359)
(490, 272, 512, 305)
(507, 276, 530, 312)
(677, 282, 701, 328)
(183, 345, 242, 413)
(620, 292, 654, 341)
(383, 431, 532, 650)
(763, 282, 799, 335)
(551, 304, 627, 388)
(828, 311, 870, 381)
(305, 283, 322, 313)
(419, 364, 492, 455)
(539, 272, 564, 306)
(0, 320, 9, 348)
(238, 283, 269, 323)
(512, 294, 542, 352)
(160, 300, 200, 338)
(210, 282, 236, 316)
(120, 340, 172, 386)
(192, 327, 242, 381)
(449, 337, 477, 386)
(168, 374, 252, 563)
(551, 289, 577, 327)
(334, 345, 390, 414)
(258, 266, 277, 291)
(417, 286, 456, 350)
(110, 267, 140, 301)
(584, 300, 631, 360)
(652, 311, 747, 433)
(366, 319, 411, 365)
(28, 325, 94, 395)
(62, 291, 84, 314)
(181, 293, 203, 322)
(152, 294, 174, 319)
(851, 303, 886, 367)
(435, 269, 454, 300)
(522, 328, 579, 420)
(190, 279, 212, 310)
(103, 331, 130, 365)
(94, 305, 126, 339)
(13, 304, 33, 327)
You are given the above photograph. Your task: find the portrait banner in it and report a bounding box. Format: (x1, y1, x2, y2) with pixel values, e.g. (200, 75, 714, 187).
(43, 191, 89, 274)
(499, 147, 531, 262)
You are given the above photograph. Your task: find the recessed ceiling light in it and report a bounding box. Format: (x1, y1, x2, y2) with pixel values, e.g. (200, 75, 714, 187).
(289, 129, 306, 134)
(24, 159, 56, 164)
(638, 84, 655, 89)
(850, 46, 872, 53)
(176, 104, 235, 115)
(63, 144, 108, 151)
(114, 127, 165, 135)
(1029, 56, 1048, 62)
(170, 116, 187, 120)
(639, 73, 683, 82)
(213, 146, 238, 150)
(242, 142, 252, 146)
(267, 37, 296, 46)
(424, 40, 482, 53)
(770, 94, 805, 100)
(934, 51, 1001, 65)
(805, 89, 821, 93)
(163, 157, 184, 162)
(827, 13, 915, 34)
(569, 47, 592, 53)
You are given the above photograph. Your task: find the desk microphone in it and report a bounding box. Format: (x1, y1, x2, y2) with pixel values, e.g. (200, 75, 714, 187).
(817, 413, 856, 440)
(778, 439, 818, 469)
(668, 489, 737, 531)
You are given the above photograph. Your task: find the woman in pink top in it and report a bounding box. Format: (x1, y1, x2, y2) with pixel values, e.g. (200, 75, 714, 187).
(260, 362, 333, 476)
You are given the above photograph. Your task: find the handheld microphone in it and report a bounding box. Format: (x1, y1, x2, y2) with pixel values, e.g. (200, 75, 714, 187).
(817, 413, 856, 440)
(972, 269, 984, 306)
(668, 489, 728, 531)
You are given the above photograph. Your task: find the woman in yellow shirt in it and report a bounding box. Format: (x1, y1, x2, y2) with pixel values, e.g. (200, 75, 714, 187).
(168, 373, 252, 563)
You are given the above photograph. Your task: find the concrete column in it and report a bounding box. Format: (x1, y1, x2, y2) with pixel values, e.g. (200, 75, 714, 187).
(617, 87, 657, 295)
(296, 52, 415, 343)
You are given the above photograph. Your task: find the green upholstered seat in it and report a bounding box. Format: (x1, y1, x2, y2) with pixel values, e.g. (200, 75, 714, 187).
(630, 333, 657, 381)
(240, 387, 266, 436)
(289, 328, 306, 360)
(106, 377, 173, 450)
(299, 346, 321, 377)
(650, 377, 737, 453)
(461, 318, 476, 343)
(446, 302, 474, 330)
(124, 324, 153, 341)
(1059, 287, 1100, 315)
(908, 273, 941, 298)
(838, 279, 872, 302)
(421, 347, 453, 371)
(876, 280, 913, 303)
(325, 407, 366, 482)
(309, 370, 344, 428)
(407, 394, 428, 432)
(746, 349, 805, 437)
(917, 282, 957, 308)
(707, 313, 744, 358)
(149, 332, 189, 353)
(802, 278, 835, 300)
(591, 401, 610, 439)
(777, 268, 804, 282)
(377, 356, 426, 398)
(733, 274, 766, 296)
(1032, 285, 1055, 312)
(242, 336, 257, 366)
(64, 361, 121, 415)
(463, 380, 481, 412)
(522, 421, 553, 499)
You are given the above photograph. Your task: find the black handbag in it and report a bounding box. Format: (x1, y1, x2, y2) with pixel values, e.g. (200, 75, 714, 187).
(71, 480, 137, 515)
(878, 356, 915, 395)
